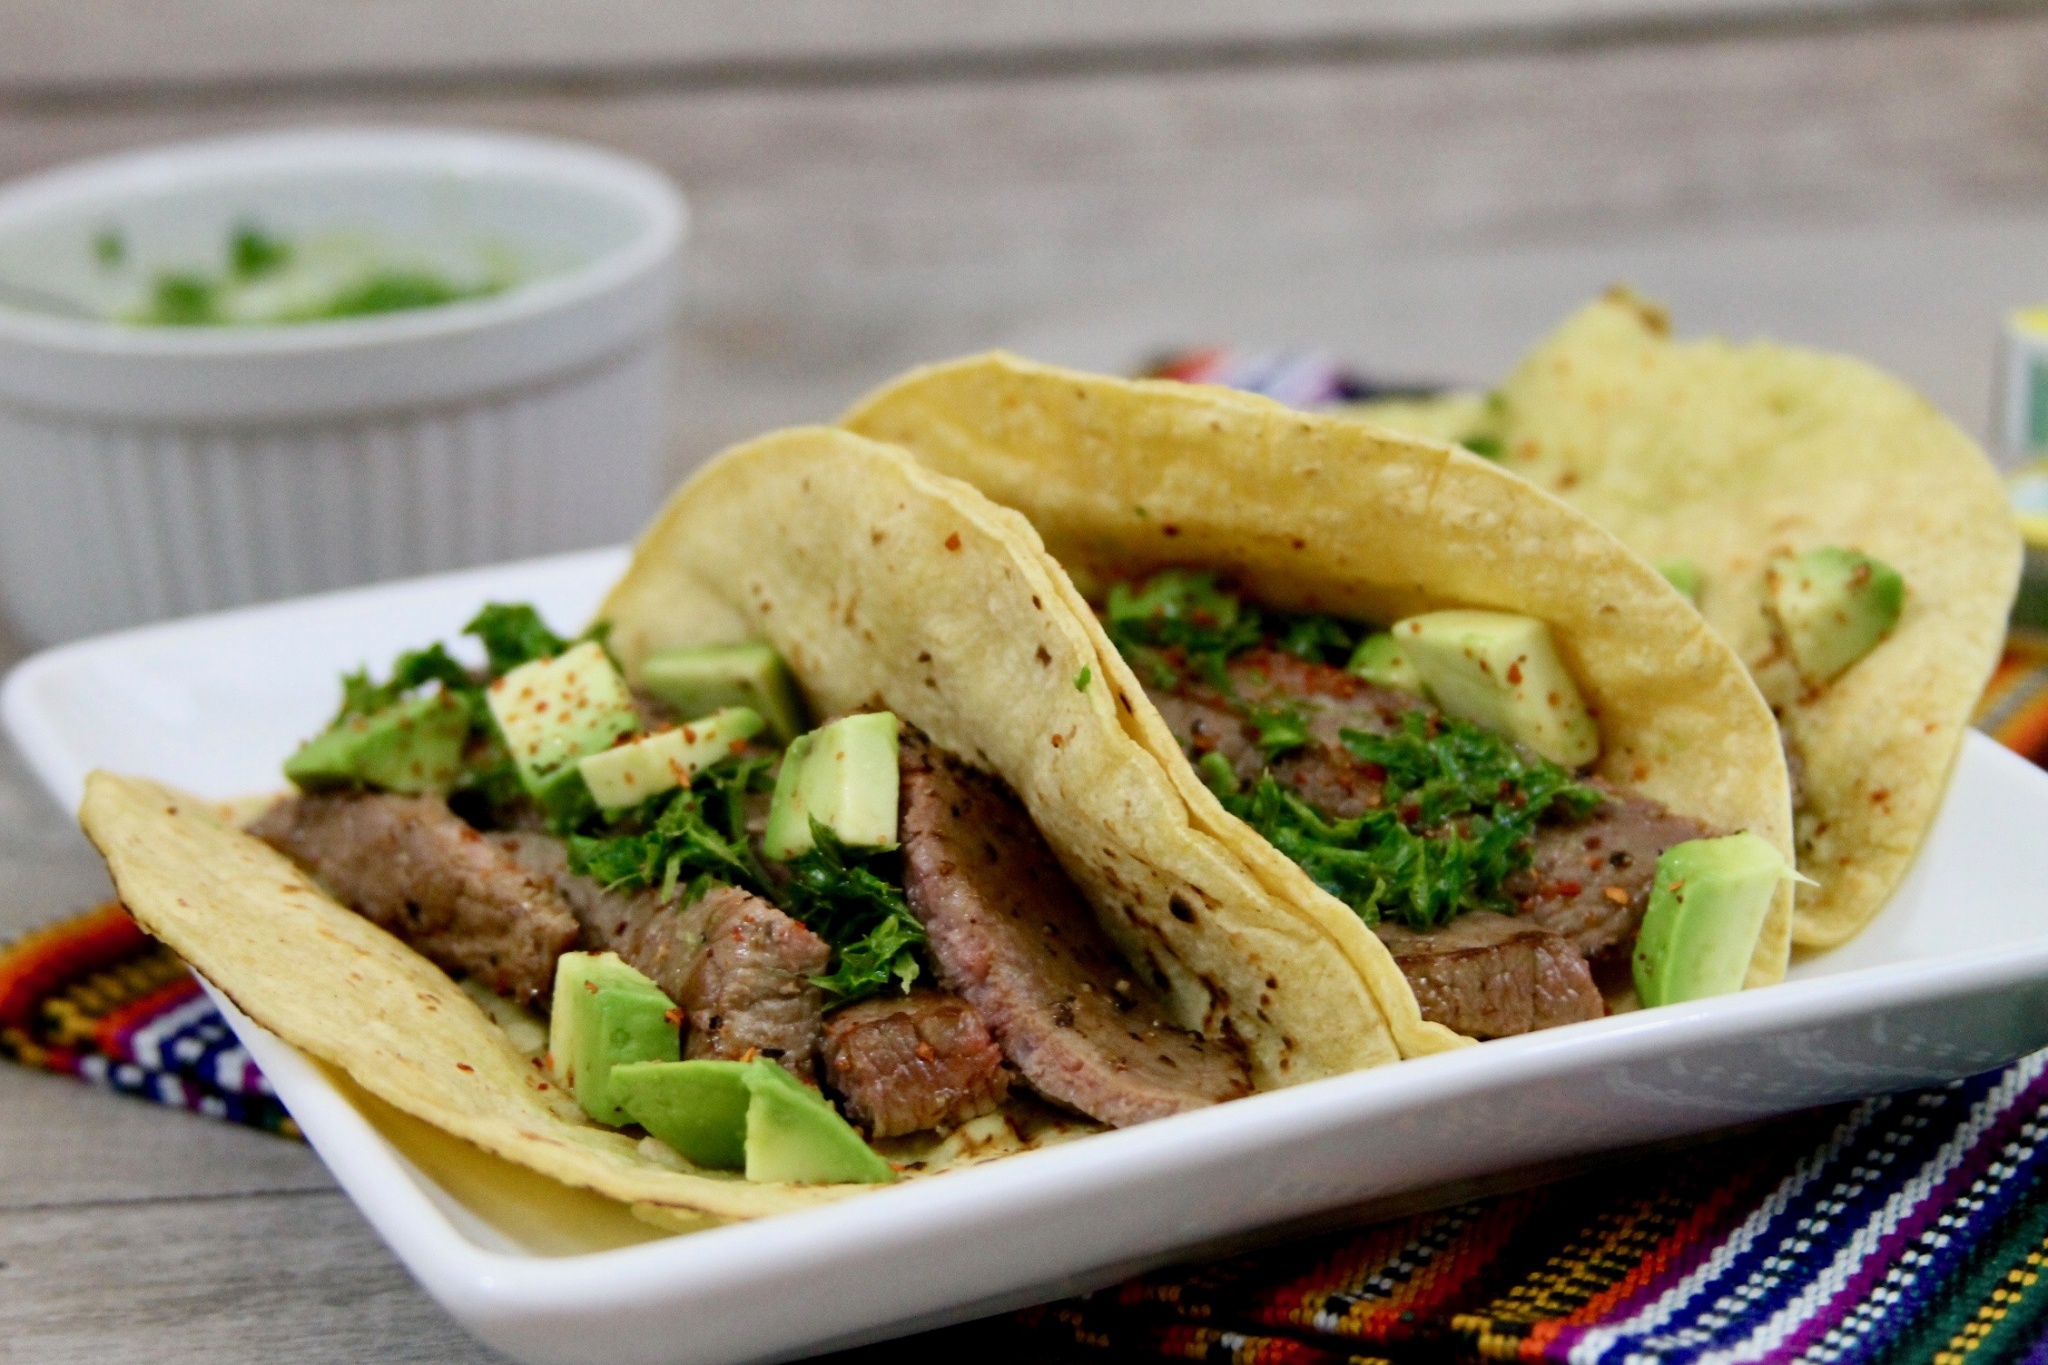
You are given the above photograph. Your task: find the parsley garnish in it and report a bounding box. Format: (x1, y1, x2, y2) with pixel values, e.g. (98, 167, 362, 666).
(1104, 569, 1262, 686)
(1217, 713, 1599, 929)
(465, 603, 570, 677)
(1075, 665, 1092, 692)
(780, 825, 926, 1003)
(1248, 702, 1312, 758)
(1272, 613, 1359, 665)
(565, 756, 773, 901)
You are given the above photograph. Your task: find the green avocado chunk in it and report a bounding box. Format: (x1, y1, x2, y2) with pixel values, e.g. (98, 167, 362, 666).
(1766, 546, 1906, 685)
(1393, 610, 1600, 767)
(613, 1058, 894, 1183)
(577, 706, 764, 812)
(741, 1059, 896, 1184)
(547, 952, 679, 1126)
(283, 692, 470, 794)
(1632, 833, 1789, 1008)
(485, 641, 640, 797)
(1347, 632, 1424, 694)
(639, 642, 807, 744)
(612, 1059, 753, 1170)
(763, 712, 901, 860)
(1657, 558, 1704, 605)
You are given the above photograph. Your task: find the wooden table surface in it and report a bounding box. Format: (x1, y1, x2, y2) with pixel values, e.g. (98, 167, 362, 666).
(5, 2, 2048, 1359)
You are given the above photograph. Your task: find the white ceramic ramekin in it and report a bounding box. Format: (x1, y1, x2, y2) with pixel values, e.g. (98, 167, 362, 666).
(0, 128, 685, 645)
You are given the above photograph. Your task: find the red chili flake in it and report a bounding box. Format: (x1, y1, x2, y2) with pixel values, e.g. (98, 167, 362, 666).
(664, 1007, 684, 1026)
(1555, 880, 1583, 897)
(944, 532, 962, 551)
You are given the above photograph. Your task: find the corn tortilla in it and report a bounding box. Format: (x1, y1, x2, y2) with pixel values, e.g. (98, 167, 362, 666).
(82, 424, 1404, 1225)
(842, 354, 1796, 1054)
(1352, 293, 2021, 947)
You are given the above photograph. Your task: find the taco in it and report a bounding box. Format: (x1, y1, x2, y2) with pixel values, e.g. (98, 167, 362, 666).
(843, 353, 1798, 1054)
(1339, 292, 2022, 947)
(82, 425, 1403, 1225)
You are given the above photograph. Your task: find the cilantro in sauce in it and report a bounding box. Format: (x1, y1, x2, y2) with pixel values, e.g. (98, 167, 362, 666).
(1104, 568, 1263, 686)
(779, 827, 926, 1001)
(126, 220, 509, 326)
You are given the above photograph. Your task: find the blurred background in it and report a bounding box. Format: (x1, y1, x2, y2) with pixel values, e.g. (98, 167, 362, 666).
(7, 0, 2042, 479)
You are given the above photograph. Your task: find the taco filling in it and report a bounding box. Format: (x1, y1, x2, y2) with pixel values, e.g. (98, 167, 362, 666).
(1100, 569, 1731, 1040)
(248, 603, 1248, 1164)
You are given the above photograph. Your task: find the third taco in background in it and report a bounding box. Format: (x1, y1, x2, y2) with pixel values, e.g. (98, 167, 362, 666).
(1343, 292, 2022, 948)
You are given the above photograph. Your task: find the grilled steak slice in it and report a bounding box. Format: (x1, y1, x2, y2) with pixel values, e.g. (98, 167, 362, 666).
(820, 990, 1010, 1137)
(898, 733, 1251, 1127)
(490, 832, 713, 1005)
(1508, 784, 1710, 962)
(1149, 649, 1430, 818)
(249, 792, 578, 1008)
(682, 886, 831, 1082)
(1374, 912, 1604, 1039)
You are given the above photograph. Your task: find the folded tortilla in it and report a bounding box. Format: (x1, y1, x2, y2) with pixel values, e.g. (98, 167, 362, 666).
(83, 425, 1400, 1224)
(1344, 293, 2022, 947)
(842, 354, 1798, 1057)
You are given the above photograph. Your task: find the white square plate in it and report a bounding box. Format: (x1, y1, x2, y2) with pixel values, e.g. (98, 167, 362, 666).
(11, 548, 2048, 1365)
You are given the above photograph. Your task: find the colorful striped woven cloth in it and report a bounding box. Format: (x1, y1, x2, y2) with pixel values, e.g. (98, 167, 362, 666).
(7, 347, 2048, 1360)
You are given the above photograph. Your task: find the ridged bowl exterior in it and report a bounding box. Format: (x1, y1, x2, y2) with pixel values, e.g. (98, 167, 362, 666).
(0, 340, 664, 644)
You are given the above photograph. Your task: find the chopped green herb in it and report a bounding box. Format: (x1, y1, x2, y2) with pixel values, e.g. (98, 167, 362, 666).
(1248, 702, 1311, 758)
(1272, 612, 1359, 666)
(311, 271, 482, 319)
(1215, 711, 1599, 929)
(336, 643, 475, 723)
(780, 824, 926, 1003)
(564, 756, 773, 897)
(1460, 433, 1503, 460)
(148, 273, 218, 326)
(463, 603, 570, 677)
(1074, 665, 1092, 692)
(1104, 569, 1263, 686)
(230, 223, 291, 280)
(1197, 751, 1239, 797)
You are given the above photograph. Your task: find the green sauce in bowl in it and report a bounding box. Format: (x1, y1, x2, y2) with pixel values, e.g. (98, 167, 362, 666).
(118, 223, 513, 326)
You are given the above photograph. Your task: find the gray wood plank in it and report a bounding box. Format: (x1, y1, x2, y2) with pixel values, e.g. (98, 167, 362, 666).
(0, 1065, 331, 1211)
(0, 1191, 508, 1364)
(0, 0, 1973, 98)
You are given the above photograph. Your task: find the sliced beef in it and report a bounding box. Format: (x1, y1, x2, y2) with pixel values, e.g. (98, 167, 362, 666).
(1507, 784, 1711, 963)
(820, 990, 1011, 1137)
(1148, 649, 1431, 818)
(249, 792, 578, 1008)
(1374, 912, 1604, 1039)
(681, 885, 831, 1082)
(490, 832, 711, 1005)
(897, 732, 1251, 1127)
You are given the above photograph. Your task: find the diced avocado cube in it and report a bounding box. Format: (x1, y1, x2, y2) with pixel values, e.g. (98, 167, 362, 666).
(1394, 610, 1599, 767)
(485, 641, 639, 795)
(763, 712, 901, 860)
(577, 706, 764, 813)
(611, 1059, 752, 1170)
(547, 951, 679, 1126)
(640, 643, 807, 744)
(1658, 558, 1704, 605)
(1347, 632, 1424, 694)
(762, 731, 817, 862)
(283, 692, 470, 794)
(1766, 546, 1905, 685)
(1632, 833, 1788, 1008)
(740, 1060, 895, 1184)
